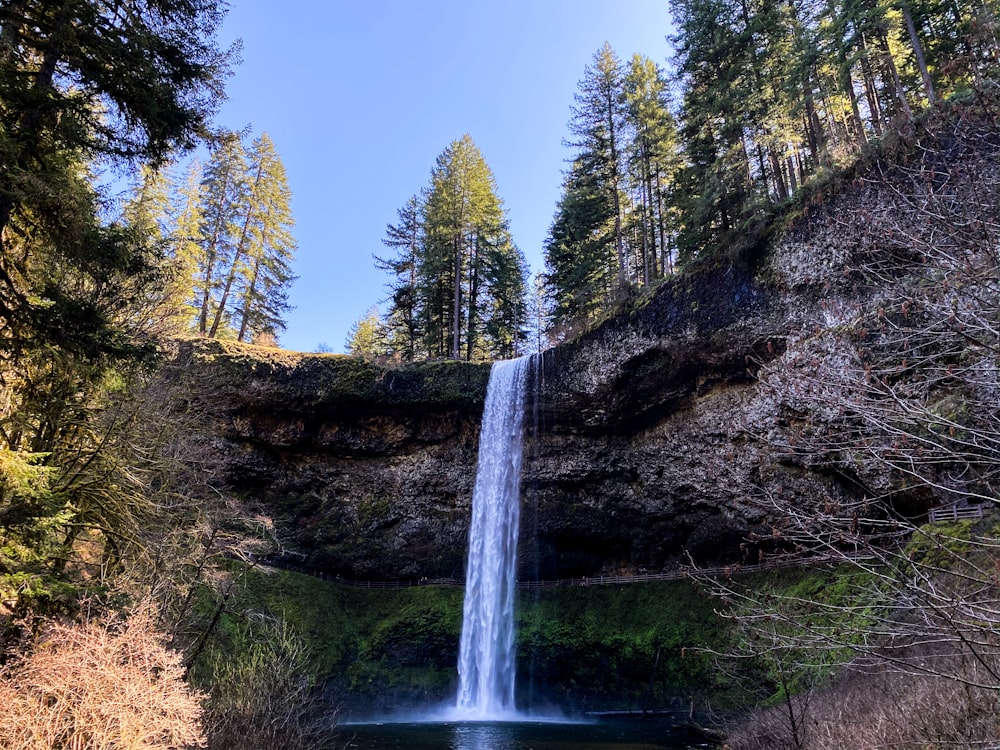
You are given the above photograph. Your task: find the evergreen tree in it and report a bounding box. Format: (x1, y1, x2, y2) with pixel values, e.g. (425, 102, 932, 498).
(233, 194, 297, 345)
(161, 132, 297, 343)
(374, 137, 527, 362)
(623, 54, 681, 280)
(375, 195, 423, 359)
(345, 306, 388, 358)
(419, 135, 527, 361)
(230, 133, 297, 344)
(122, 166, 172, 243)
(566, 42, 629, 289)
(168, 160, 206, 330)
(195, 133, 248, 336)
(524, 273, 552, 355)
(0, 0, 230, 614)
(545, 45, 683, 328)
(120, 165, 192, 337)
(544, 157, 618, 326)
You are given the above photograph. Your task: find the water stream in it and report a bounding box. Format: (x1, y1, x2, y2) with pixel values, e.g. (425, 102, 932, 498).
(454, 356, 531, 720)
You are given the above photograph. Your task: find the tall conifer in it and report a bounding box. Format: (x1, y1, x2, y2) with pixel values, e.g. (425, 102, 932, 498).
(376, 136, 527, 361)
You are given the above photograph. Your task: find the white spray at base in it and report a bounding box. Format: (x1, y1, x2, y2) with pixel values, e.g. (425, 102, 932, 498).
(454, 356, 531, 720)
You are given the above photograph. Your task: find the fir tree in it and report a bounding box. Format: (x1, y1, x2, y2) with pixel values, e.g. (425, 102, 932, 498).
(195, 133, 248, 336)
(566, 42, 629, 289)
(345, 306, 388, 358)
(375, 195, 424, 359)
(420, 135, 527, 361)
(375, 136, 527, 362)
(230, 133, 297, 344)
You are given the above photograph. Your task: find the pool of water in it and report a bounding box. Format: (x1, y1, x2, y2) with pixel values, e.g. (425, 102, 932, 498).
(338, 717, 713, 749)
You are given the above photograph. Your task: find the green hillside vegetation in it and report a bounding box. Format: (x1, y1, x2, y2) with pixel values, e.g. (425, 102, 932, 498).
(193, 566, 736, 715)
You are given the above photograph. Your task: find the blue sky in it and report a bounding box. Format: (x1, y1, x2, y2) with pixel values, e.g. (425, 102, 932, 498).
(214, 1, 675, 353)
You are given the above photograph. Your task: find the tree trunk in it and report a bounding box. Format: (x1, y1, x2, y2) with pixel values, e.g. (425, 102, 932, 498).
(786, 155, 798, 193)
(641, 145, 654, 283)
(197, 248, 216, 335)
(901, 1, 936, 105)
(858, 33, 885, 135)
(208, 208, 253, 338)
(236, 257, 261, 342)
(769, 148, 788, 201)
(451, 233, 462, 360)
(210, 159, 263, 337)
(607, 88, 627, 288)
(654, 161, 671, 274)
(846, 76, 869, 149)
(465, 234, 480, 361)
(878, 28, 913, 121)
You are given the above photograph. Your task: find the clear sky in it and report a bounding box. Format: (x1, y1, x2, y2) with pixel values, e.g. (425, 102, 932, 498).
(214, 1, 675, 353)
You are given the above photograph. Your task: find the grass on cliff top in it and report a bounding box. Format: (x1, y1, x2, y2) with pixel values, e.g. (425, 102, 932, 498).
(180, 337, 492, 407)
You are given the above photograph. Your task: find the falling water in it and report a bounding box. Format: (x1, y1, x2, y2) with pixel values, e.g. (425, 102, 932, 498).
(455, 356, 531, 720)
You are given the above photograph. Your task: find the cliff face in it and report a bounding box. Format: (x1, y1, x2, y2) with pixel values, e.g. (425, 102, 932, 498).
(179, 346, 491, 578)
(182, 113, 999, 580)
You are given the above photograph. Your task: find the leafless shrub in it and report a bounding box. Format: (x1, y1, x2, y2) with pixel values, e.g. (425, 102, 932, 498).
(0, 608, 205, 750)
(728, 653, 1000, 750)
(705, 114, 1000, 749)
(200, 616, 336, 750)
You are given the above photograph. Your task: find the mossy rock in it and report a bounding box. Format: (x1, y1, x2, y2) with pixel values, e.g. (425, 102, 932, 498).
(179, 338, 492, 413)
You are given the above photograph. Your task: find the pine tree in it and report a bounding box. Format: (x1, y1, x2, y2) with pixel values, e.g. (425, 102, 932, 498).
(122, 166, 172, 243)
(567, 42, 630, 289)
(168, 160, 205, 330)
(345, 306, 388, 358)
(545, 44, 684, 328)
(231, 134, 297, 344)
(544, 157, 618, 326)
(120, 165, 192, 337)
(0, 0, 230, 616)
(374, 137, 527, 361)
(160, 132, 297, 343)
(375, 195, 424, 359)
(195, 133, 248, 336)
(623, 54, 681, 280)
(420, 135, 526, 361)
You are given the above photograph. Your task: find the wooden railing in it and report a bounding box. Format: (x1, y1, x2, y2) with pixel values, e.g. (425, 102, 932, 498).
(928, 504, 986, 522)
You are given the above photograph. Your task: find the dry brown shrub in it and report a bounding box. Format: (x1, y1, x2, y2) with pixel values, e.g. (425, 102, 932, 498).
(727, 654, 1000, 750)
(0, 609, 206, 750)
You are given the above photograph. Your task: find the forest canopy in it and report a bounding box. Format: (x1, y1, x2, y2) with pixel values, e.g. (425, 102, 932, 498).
(361, 0, 1000, 359)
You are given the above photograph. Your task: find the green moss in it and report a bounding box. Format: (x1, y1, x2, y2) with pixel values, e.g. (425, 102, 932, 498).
(906, 519, 974, 567)
(182, 337, 491, 410)
(516, 582, 734, 709)
(198, 566, 743, 712)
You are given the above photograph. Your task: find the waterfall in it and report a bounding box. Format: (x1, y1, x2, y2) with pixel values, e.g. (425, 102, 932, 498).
(455, 356, 530, 720)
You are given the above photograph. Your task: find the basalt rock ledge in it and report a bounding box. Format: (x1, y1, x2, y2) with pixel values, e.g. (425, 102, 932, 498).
(177, 114, 999, 580)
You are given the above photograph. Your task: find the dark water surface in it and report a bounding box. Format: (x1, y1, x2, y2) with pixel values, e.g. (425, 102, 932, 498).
(340, 718, 711, 749)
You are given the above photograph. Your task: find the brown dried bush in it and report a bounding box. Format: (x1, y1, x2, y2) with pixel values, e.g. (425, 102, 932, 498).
(727, 654, 1000, 750)
(0, 610, 205, 750)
